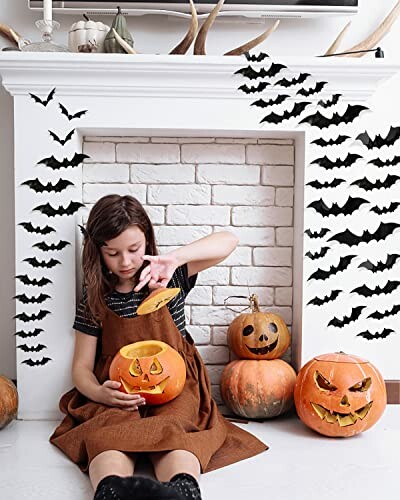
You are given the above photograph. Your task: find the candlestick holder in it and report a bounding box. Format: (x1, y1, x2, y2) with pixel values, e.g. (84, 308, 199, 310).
(19, 20, 69, 52)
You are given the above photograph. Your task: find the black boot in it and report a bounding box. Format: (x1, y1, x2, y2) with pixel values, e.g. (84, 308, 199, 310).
(93, 475, 133, 500)
(166, 473, 202, 500)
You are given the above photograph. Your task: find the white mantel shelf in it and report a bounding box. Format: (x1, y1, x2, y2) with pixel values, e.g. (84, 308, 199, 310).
(0, 52, 399, 100)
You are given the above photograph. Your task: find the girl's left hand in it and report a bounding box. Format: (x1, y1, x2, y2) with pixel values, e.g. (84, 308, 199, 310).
(134, 253, 179, 292)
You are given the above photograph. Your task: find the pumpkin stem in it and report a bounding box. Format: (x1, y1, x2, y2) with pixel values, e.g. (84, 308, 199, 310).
(249, 294, 260, 313)
(83, 13, 90, 21)
(117, 6, 121, 14)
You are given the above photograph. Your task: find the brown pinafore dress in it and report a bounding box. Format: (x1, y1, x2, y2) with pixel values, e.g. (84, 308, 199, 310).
(50, 303, 268, 472)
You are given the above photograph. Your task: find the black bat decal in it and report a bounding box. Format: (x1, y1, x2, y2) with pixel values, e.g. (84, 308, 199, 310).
(371, 202, 400, 215)
(235, 63, 287, 80)
(369, 156, 400, 168)
(49, 129, 75, 145)
(21, 178, 74, 193)
(351, 174, 400, 191)
(18, 344, 47, 353)
(328, 222, 400, 246)
(317, 94, 342, 108)
(296, 81, 327, 97)
(23, 257, 61, 268)
(307, 289, 342, 306)
(351, 280, 400, 297)
(299, 105, 369, 129)
(305, 247, 330, 260)
(14, 310, 51, 322)
(310, 153, 362, 170)
(260, 102, 310, 124)
(16, 275, 52, 287)
(358, 254, 400, 273)
(328, 306, 365, 328)
(355, 126, 400, 149)
(306, 179, 345, 189)
(15, 328, 44, 338)
(245, 52, 269, 62)
(18, 222, 55, 235)
(308, 255, 356, 281)
(368, 304, 400, 320)
(37, 153, 90, 170)
(307, 197, 368, 217)
(13, 293, 51, 304)
(238, 81, 270, 94)
(33, 201, 85, 217)
(59, 103, 88, 121)
(311, 135, 350, 147)
(304, 228, 330, 239)
(275, 73, 311, 87)
(22, 357, 52, 366)
(33, 240, 71, 252)
(29, 88, 55, 106)
(251, 95, 290, 108)
(357, 328, 395, 340)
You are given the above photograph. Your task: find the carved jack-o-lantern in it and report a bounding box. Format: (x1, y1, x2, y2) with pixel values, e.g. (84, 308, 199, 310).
(109, 340, 186, 406)
(294, 352, 386, 437)
(228, 294, 290, 360)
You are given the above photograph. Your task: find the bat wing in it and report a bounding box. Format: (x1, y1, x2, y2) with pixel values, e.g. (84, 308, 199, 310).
(265, 63, 287, 77)
(59, 103, 70, 119)
(357, 328, 395, 340)
(70, 153, 90, 167)
(328, 306, 365, 328)
(297, 81, 327, 97)
(299, 111, 331, 129)
(318, 94, 341, 108)
(49, 130, 62, 144)
(29, 93, 44, 104)
(337, 105, 369, 125)
(72, 109, 88, 119)
(46, 88, 56, 104)
(15, 329, 44, 338)
(63, 129, 75, 144)
(234, 65, 260, 80)
(307, 289, 342, 305)
(245, 52, 269, 62)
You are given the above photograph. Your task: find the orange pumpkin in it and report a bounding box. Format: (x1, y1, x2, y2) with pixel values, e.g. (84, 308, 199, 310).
(228, 294, 290, 360)
(294, 352, 386, 437)
(109, 340, 186, 406)
(136, 287, 180, 316)
(220, 359, 297, 419)
(0, 375, 18, 429)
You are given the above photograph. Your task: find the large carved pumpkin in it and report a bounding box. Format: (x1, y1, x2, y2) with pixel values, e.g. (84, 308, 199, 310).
(294, 352, 386, 437)
(228, 294, 290, 360)
(220, 359, 297, 419)
(0, 375, 18, 429)
(109, 340, 186, 406)
(136, 287, 180, 316)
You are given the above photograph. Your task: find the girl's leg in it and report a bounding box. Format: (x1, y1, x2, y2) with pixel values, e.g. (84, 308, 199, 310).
(89, 450, 136, 490)
(149, 450, 201, 482)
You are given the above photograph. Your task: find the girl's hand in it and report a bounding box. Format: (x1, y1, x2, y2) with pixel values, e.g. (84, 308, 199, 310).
(97, 380, 146, 411)
(134, 253, 180, 292)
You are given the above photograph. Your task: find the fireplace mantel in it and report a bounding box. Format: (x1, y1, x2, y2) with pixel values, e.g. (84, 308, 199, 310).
(1, 52, 400, 419)
(0, 52, 399, 100)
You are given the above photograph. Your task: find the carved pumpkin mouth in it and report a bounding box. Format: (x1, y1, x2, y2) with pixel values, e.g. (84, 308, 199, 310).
(245, 337, 278, 355)
(119, 376, 170, 394)
(311, 401, 373, 427)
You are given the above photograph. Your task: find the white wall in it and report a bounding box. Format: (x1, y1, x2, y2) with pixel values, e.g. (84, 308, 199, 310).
(1, 0, 399, 379)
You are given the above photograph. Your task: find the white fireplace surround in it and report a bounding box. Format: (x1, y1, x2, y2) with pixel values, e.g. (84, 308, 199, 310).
(0, 52, 399, 419)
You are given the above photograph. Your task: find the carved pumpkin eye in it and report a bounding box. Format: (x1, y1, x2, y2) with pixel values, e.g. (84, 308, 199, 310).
(268, 322, 278, 333)
(349, 377, 372, 392)
(129, 359, 142, 377)
(314, 371, 337, 392)
(243, 325, 254, 336)
(150, 358, 163, 375)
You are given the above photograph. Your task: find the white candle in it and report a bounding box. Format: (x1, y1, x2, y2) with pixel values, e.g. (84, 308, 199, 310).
(43, 0, 52, 22)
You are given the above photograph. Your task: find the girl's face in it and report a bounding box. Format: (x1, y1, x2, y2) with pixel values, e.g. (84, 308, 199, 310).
(100, 225, 146, 285)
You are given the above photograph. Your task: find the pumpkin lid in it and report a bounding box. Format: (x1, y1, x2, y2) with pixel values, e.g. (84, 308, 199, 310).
(136, 287, 180, 316)
(314, 352, 369, 364)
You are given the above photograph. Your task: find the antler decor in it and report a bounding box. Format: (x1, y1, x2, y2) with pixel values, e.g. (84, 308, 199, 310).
(0, 22, 21, 45)
(325, 0, 400, 57)
(193, 0, 279, 56)
(169, 0, 199, 54)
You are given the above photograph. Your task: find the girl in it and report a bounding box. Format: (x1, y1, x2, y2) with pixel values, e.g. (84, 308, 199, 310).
(50, 194, 267, 500)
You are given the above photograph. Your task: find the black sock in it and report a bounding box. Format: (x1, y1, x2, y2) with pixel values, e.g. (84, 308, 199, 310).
(168, 473, 202, 500)
(94, 475, 130, 500)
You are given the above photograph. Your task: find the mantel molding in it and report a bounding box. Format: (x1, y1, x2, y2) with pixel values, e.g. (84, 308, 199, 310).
(0, 52, 399, 101)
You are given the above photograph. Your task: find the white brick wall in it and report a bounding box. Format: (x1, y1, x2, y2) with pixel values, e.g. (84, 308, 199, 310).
(82, 136, 295, 393)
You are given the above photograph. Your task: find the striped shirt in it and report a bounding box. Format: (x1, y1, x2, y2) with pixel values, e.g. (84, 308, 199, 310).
(73, 264, 197, 338)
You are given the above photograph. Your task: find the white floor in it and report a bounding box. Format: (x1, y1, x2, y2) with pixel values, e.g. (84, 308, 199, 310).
(0, 406, 398, 500)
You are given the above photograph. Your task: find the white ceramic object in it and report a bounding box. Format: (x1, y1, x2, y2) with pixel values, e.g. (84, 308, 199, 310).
(68, 20, 109, 53)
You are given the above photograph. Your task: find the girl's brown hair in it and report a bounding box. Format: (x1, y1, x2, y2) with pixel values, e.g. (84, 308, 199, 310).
(81, 195, 157, 322)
